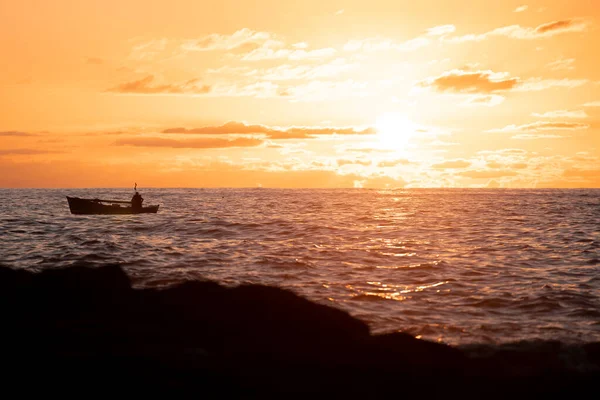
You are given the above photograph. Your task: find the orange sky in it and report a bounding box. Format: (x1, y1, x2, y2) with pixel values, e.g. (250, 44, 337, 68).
(1, 0, 599, 188)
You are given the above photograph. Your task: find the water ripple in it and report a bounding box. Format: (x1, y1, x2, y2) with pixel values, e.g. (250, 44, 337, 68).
(0, 188, 599, 345)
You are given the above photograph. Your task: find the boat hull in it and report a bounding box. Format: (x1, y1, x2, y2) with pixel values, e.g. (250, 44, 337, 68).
(66, 196, 159, 215)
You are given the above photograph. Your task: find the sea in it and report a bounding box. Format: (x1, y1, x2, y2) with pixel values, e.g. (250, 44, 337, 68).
(1, 188, 598, 346)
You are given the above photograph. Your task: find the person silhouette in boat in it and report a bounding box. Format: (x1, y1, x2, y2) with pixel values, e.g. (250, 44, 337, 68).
(131, 183, 143, 211)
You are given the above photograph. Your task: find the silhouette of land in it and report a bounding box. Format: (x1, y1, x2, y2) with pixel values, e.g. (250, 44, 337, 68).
(2, 264, 598, 397)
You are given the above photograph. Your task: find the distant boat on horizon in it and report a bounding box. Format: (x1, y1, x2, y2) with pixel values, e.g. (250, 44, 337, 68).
(66, 196, 159, 215)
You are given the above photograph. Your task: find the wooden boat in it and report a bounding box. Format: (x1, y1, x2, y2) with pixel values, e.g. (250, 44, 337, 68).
(66, 196, 160, 215)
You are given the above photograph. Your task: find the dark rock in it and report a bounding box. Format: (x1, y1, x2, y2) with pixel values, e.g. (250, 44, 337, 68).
(1, 264, 599, 397)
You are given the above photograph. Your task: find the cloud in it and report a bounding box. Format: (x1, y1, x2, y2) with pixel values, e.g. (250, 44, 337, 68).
(535, 20, 582, 34)
(511, 163, 529, 169)
(249, 58, 356, 81)
(421, 71, 588, 95)
(426, 25, 456, 36)
(547, 58, 575, 71)
(461, 94, 505, 107)
(129, 39, 168, 60)
(114, 137, 263, 149)
(531, 110, 587, 118)
(377, 159, 412, 167)
(162, 121, 375, 139)
(142, 28, 336, 62)
(478, 148, 528, 155)
(343, 37, 430, 52)
(459, 170, 518, 178)
(189, 78, 372, 102)
(515, 78, 588, 91)
(486, 161, 502, 169)
(583, 101, 600, 107)
(514, 5, 528, 12)
(511, 134, 566, 139)
(419, 69, 518, 93)
(211, 81, 281, 98)
(488, 121, 589, 133)
(0, 159, 408, 188)
(163, 121, 273, 135)
(276, 79, 372, 102)
(431, 159, 471, 169)
(108, 75, 211, 95)
(241, 47, 337, 61)
(81, 130, 134, 136)
(353, 174, 406, 189)
(0, 149, 62, 155)
(181, 28, 274, 52)
(335, 9, 344, 15)
(0, 131, 38, 137)
(446, 18, 588, 42)
(180, 28, 337, 62)
(337, 159, 372, 167)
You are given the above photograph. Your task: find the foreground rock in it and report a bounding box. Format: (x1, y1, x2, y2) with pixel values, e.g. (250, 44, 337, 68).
(1, 265, 598, 397)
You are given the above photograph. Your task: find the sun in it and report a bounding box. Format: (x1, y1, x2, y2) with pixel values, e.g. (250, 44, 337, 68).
(375, 113, 417, 151)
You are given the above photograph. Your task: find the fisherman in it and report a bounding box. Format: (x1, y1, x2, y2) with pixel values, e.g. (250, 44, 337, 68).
(131, 183, 143, 211)
(131, 191, 143, 210)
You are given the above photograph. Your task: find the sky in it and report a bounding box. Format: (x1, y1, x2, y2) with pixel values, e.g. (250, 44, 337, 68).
(1, 0, 599, 188)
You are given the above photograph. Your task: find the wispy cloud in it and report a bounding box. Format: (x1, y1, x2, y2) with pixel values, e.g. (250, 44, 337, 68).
(431, 159, 471, 169)
(426, 25, 456, 36)
(514, 78, 588, 91)
(511, 134, 566, 139)
(445, 18, 589, 42)
(531, 110, 587, 118)
(114, 137, 263, 149)
(461, 94, 505, 107)
(180, 28, 338, 62)
(547, 58, 575, 71)
(108, 75, 211, 95)
(241, 47, 337, 61)
(459, 170, 518, 178)
(181, 28, 274, 52)
(377, 159, 412, 167)
(0, 149, 62, 155)
(337, 159, 372, 167)
(0, 131, 38, 137)
(488, 121, 589, 133)
(247, 59, 356, 81)
(343, 37, 430, 52)
(419, 69, 518, 93)
(275, 79, 372, 102)
(583, 101, 600, 107)
(478, 148, 528, 155)
(419, 70, 587, 96)
(129, 39, 168, 60)
(514, 5, 528, 13)
(162, 121, 375, 139)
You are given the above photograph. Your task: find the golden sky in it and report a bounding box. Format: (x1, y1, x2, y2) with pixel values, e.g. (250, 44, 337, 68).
(1, 0, 599, 188)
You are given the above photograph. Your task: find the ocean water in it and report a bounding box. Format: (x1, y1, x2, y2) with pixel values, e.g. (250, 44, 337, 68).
(1, 188, 598, 346)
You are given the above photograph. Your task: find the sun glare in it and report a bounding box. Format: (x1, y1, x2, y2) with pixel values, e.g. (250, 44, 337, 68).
(375, 113, 416, 151)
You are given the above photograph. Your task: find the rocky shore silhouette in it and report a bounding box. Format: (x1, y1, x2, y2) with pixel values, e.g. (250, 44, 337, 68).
(2, 264, 598, 397)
